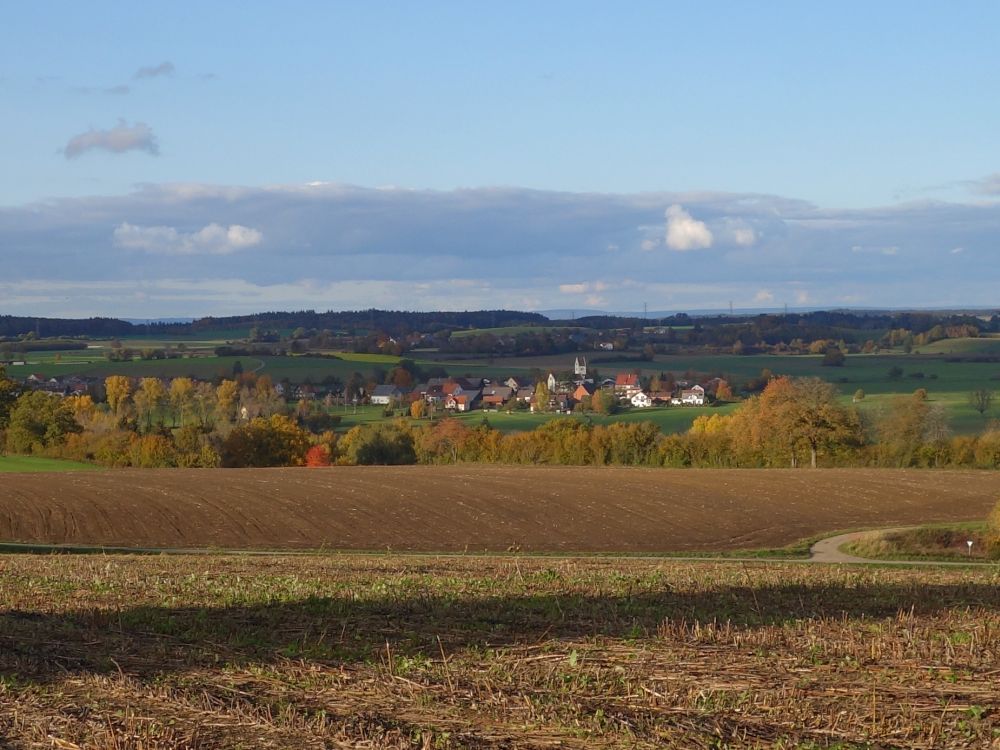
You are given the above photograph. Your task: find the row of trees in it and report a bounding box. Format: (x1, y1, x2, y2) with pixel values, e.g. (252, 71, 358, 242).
(2, 365, 998, 470)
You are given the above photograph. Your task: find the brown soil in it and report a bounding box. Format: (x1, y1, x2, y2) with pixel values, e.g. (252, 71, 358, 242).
(1, 466, 996, 553)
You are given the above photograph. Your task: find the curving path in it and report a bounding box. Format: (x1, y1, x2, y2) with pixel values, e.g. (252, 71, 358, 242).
(809, 529, 996, 566)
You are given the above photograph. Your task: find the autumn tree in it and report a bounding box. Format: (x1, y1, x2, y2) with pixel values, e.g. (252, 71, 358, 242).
(417, 418, 471, 463)
(220, 414, 312, 467)
(216, 379, 239, 423)
(745, 376, 862, 468)
(532, 379, 550, 412)
(169, 377, 196, 427)
(591, 388, 618, 415)
(134, 377, 167, 432)
(409, 398, 427, 419)
(104, 375, 132, 417)
(876, 392, 950, 466)
(714, 380, 734, 402)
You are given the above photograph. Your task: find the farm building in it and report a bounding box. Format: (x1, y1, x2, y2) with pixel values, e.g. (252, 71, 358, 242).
(370, 385, 404, 405)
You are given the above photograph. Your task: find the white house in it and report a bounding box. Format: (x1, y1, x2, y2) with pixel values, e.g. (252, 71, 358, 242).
(546, 372, 557, 392)
(574, 356, 587, 378)
(680, 384, 705, 405)
(630, 392, 652, 408)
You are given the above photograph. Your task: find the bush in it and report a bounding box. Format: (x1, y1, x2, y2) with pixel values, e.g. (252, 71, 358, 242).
(987, 499, 1000, 559)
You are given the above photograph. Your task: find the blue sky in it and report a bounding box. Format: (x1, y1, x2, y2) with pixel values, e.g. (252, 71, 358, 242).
(2, 2, 999, 316)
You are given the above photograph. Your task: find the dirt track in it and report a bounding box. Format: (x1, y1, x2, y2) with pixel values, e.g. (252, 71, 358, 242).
(0, 466, 996, 553)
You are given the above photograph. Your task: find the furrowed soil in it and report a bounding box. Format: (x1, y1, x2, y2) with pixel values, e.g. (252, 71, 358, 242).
(0, 466, 997, 553)
(1, 554, 998, 748)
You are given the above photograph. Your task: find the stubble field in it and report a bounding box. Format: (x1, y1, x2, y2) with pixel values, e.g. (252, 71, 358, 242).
(1, 554, 998, 748)
(0, 466, 997, 553)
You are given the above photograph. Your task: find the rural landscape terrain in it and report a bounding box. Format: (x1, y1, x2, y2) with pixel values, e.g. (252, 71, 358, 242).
(6, 4, 1000, 746)
(3, 309, 1000, 748)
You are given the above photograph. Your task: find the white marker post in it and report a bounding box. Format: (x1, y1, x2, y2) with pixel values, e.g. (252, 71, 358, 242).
(967, 540, 974, 557)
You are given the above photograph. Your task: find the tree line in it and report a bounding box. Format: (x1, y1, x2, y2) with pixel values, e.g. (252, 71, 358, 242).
(2, 365, 997, 471)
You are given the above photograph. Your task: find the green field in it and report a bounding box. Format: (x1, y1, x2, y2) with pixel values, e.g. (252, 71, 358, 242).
(0, 455, 95, 472)
(914, 335, 1000, 355)
(450, 324, 595, 339)
(349, 403, 738, 434)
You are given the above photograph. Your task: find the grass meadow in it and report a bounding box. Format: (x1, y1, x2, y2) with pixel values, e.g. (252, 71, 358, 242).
(0, 455, 96, 472)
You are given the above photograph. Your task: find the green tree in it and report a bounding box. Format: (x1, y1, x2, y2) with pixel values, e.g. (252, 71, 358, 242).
(821, 347, 846, 366)
(0, 365, 20, 429)
(341, 422, 416, 465)
(6, 391, 82, 454)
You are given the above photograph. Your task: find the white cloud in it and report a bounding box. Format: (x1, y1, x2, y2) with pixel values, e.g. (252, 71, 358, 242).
(664, 204, 713, 251)
(732, 227, 756, 246)
(559, 281, 608, 295)
(64, 120, 158, 158)
(794, 290, 810, 305)
(754, 289, 774, 303)
(134, 61, 175, 79)
(640, 238, 659, 251)
(113, 222, 262, 255)
(950, 246, 964, 254)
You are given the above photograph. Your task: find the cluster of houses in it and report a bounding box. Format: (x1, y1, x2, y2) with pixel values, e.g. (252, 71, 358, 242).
(21, 373, 92, 397)
(13, 357, 715, 416)
(372, 357, 710, 414)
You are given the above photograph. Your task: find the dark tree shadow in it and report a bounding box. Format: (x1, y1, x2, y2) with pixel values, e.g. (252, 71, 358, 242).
(2, 580, 999, 684)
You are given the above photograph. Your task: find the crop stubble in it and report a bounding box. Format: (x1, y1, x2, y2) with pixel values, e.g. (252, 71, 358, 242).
(0, 554, 998, 748)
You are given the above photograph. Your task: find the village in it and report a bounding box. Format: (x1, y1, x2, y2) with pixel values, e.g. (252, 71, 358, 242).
(16, 356, 720, 419)
(371, 357, 715, 414)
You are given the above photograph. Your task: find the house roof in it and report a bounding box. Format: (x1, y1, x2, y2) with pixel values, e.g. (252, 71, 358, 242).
(372, 384, 402, 397)
(615, 373, 639, 386)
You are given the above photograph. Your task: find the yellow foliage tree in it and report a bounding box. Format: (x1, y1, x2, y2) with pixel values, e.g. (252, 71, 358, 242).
(104, 375, 131, 416)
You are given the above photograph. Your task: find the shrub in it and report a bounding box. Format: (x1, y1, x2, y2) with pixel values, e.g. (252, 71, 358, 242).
(987, 499, 1000, 559)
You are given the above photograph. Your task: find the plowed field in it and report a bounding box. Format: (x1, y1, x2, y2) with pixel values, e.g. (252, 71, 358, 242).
(0, 466, 996, 552)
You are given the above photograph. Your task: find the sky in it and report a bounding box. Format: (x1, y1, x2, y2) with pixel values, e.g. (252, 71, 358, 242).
(2, 2, 999, 318)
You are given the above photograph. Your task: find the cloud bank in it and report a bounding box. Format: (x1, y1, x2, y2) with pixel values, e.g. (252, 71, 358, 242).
(64, 120, 159, 158)
(1, 182, 999, 317)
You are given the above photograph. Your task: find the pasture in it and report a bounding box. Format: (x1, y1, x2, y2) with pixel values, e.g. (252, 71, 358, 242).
(1, 554, 997, 748)
(0, 455, 95, 473)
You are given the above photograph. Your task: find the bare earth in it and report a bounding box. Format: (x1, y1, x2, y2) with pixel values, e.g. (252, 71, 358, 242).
(0, 466, 996, 552)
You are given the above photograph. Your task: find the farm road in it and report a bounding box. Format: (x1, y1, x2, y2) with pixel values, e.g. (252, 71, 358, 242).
(808, 529, 997, 566)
